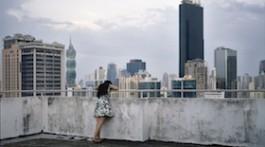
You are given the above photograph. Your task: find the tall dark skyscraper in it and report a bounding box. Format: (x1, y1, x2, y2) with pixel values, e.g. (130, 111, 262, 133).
(259, 60, 265, 75)
(179, 0, 204, 77)
(126, 59, 146, 76)
(215, 47, 237, 97)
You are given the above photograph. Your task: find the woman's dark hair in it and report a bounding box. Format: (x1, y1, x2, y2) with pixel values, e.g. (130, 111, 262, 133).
(97, 80, 112, 98)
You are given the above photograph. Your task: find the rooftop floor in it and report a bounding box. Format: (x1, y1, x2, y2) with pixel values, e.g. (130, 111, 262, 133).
(1, 134, 231, 147)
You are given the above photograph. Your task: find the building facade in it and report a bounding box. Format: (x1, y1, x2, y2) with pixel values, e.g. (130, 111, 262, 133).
(237, 73, 252, 98)
(2, 43, 21, 97)
(94, 66, 106, 87)
(260, 60, 265, 75)
(126, 59, 146, 76)
(249, 77, 265, 98)
(107, 63, 118, 85)
(138, 78, 161, 98)
(208, 68, 216, 90)
(168, 74, 178, 90)
(185, 59, 207, 89)
(179, 0, 204, 77)
(171, 77, 196, 98)
(162, 72, 169, 89)
(255, 75, 265, 90)
(215, 47, 237, 98)
(2, 34, 65, 97)
(118, 75, 141, 98)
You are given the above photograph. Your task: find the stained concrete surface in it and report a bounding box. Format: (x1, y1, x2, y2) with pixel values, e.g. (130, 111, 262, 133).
(2, 97, 264, 146)
(2, 138, 232, 147)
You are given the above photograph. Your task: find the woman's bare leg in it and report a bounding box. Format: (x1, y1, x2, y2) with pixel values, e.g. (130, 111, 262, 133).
(94, 117, 105, 140)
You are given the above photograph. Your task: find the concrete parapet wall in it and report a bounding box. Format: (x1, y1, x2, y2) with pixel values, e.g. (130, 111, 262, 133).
(0, 97, 44, 139)
(1, 97, 265, 147)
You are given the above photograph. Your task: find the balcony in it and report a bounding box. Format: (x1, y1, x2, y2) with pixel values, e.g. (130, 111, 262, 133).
(0, 90, 265, 147)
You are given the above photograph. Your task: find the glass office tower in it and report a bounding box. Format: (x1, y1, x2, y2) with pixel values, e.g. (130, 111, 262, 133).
(215, 47, 237, 98)
(126, 59, 146, 76)
(66, 39, 77, 88)
(179, 0, 204, 77)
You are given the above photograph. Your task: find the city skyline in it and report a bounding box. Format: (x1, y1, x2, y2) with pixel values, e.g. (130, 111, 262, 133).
(0, 0, 264, 80)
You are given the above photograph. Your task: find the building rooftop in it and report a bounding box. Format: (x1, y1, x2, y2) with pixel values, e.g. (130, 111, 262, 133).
(182, 0, 201, 6)
(1, 96, 264, 147)
(3, 33, 64, 49)
(1, 134, 231, 147)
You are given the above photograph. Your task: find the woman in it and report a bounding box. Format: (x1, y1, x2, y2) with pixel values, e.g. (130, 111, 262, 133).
(93, 80, 118, 143)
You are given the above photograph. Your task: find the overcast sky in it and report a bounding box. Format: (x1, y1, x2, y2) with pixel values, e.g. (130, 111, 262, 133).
(0, 0, 264, 80)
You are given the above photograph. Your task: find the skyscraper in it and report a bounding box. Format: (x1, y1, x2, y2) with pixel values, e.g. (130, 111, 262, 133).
(215, 47, 237, 97)
(162, 72, 169, 89)
(255, 75, 265, 90)
(259, 60, 265, 75)
(179, 0, 204, 77)
(118, 75, 141, 98)
(2, 34, 65, 97)
(0, 39, 2, 92)
(94, 66, 106, 87)
(126, 59, 146, 76)
(237, 73, 252, 98)
(185, 59, 207, 97)
(66, 38, 76, 88)
(2, 34, 30, 97)
(208, 68, 216, 90)
(107, 63, 117, 84)
(185, 59, 208, 90)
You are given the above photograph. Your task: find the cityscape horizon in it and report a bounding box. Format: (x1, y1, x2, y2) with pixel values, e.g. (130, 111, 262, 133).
(1, 33, 263, 81)
(0, 0, 264, 80)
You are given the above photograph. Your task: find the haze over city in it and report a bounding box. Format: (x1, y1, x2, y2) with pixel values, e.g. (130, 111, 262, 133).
(0, 0, 264, 79)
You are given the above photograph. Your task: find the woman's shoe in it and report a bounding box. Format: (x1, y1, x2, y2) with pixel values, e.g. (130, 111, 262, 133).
(92, 138, 102, 144)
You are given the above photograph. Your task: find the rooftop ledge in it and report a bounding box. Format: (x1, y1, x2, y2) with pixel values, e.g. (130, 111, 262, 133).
(0, 97, 265, 147)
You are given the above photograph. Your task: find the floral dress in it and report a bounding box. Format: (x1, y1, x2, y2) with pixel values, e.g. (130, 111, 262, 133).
(94, 94, 114, 117)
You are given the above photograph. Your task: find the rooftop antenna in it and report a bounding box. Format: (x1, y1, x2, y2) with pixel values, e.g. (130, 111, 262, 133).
(182, 0, 201, 5)
(195, 0, 201, 5)
(182, 0, 192, 4)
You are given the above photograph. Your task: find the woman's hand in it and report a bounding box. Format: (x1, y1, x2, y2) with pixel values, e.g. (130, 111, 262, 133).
(109, 85, 118, 91)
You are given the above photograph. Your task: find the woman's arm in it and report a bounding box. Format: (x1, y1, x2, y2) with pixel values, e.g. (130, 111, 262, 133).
(109, 84, 118, 91)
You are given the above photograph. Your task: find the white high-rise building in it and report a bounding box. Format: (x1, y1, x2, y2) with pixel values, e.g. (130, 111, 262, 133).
(118, 71, 155, 98)
(238, 73, 252, 89)
(185, 59, 207, 97)
(249, 77, 265, 98)
(162, 72, 169, 89)
(2, 34, 65, 97)
(208, 68, 216, 90)
(94, 66, 106, 87)
(237, 73, 252, 98)
(185, 59, 208, 90)
(118, 75, 142, 98)
(168, 74, 178, 90)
